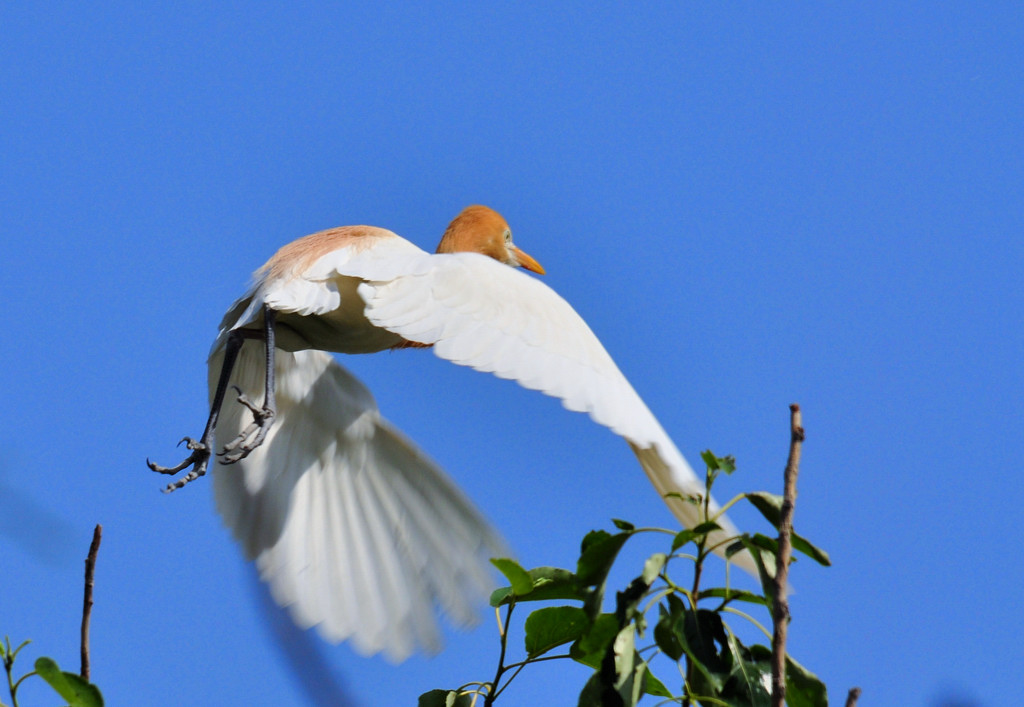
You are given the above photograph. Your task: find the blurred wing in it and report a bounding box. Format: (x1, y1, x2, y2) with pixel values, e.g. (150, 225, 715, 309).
(355, 253, 756, 574)
(210, 341, 505, 662)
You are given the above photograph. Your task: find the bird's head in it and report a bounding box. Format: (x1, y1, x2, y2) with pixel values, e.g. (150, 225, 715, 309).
(435, 205, 545, 274)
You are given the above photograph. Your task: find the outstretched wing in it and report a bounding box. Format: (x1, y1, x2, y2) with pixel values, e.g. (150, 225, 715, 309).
(352, 253, 756, 574)
(210, 341, 505, 662)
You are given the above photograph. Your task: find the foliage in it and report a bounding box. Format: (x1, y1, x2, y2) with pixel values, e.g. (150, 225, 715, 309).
(420, 451, 830, 706)
(1, 638, 104, 707)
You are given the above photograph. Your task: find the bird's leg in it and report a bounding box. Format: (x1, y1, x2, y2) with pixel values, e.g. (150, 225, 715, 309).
(147, 326, 247, 493)
(218, 306, 278, 464)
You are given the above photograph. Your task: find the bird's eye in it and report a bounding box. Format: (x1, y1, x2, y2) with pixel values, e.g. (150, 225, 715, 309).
(503, 229, 512, 243)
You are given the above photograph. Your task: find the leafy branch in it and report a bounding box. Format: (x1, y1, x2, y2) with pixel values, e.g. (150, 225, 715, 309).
(2, 525, 105, 707)
(422, 405, 856, 706)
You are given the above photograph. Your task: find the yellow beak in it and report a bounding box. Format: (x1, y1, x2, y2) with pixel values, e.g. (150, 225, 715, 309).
(511, 246, 546, 275)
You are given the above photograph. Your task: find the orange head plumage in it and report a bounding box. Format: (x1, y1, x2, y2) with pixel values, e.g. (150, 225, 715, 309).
(436, 205, 545, 274)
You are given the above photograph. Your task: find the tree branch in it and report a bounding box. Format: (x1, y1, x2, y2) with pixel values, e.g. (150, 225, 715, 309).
(845, 686, 862, 706)
(81, 524, 103, 681)
(484, 602, 514, 706)
(770, 404, 804, 707)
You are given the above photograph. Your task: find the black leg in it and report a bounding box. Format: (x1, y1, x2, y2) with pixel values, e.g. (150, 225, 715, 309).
(147, 327, 246, 492)
(218, 306, 278, 464)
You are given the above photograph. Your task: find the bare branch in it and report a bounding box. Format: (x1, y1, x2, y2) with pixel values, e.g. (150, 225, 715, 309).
(81, 524, 103, 681)
(770, 404, 804, 707)
(845, 686, 863, 706)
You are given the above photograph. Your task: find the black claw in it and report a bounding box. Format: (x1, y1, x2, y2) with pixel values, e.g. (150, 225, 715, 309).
(153, 305, 277, 490)
(147, 440, 212, 491)
(161, 455, 210, 493)
(217, 403, 275, 465)
(173, 436, 204, 450)
(216, 385, 276, 465)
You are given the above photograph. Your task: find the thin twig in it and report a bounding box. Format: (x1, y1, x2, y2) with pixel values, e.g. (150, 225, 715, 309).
(770, 404, 804, 707)
(683, 474, 715, 706)
(500, 653, 572, 671)
(81, 524, 103, 681)
(484, 602, 513, 707)
(845, 686, 862, 706)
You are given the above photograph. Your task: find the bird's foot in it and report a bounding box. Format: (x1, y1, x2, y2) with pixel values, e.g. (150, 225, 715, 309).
(217, 386, 276, 464)
(147, 437, 211, 493)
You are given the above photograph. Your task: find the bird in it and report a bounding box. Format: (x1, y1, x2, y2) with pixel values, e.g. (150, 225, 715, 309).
(148, 204, 753, 662)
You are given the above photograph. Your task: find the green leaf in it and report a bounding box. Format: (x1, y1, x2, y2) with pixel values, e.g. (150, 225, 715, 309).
(784, 654, 829, 707)
(523, 567, 583, 601)
(577, 530, 631, 616)
(701, 450, 736, 474)
(682, 610, 728, 695)
(745, 492, 784, 527)
(576, 672, 610, 707)
(747, 531, 832, 570)
(580, 529, 613, 554)
(612, 624, 636, 678)
(490, 558, 533, 596)
(791, 533, 832, 566)
(641, 552, 666, 585)
(5, 639, 31, 661)
(749, 533, 780, 557)
(641, 667, 671, 698)
(35, 657, 104, 707)
(576, 625, 646, 707)
(744, 648, 829, 707)
(671, 529, 699, 552)
(736, 535, 778, 603)
(723, 630, 771, 707)
(663, 491, 702, 505)
(577, 530, 631, 584)
(490, 566, 583, 606)
(692, 521, 723, 535)
(622, 655, 647, 704)
(609, 552, 665, 633)
(652, 597, 726, 694)
(698, 587, 769, 607)
(524, 606, 591, 657)
(615, 580, 649, 630)
(725, 540, 746, 559)
(571, 613, 620, 668)
(612, 519, 635, 531)
(608, 626, 640, 704)
(489, 586, 514, 607)
(744, 493, 831, 566)
(417, 689, 473, 707)
(653, 596, 685, 662)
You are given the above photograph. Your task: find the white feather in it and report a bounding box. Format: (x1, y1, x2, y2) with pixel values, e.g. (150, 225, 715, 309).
(204, 218, 755, 665)
(210, 342, 505, 662)
(353, 252, 756, 574)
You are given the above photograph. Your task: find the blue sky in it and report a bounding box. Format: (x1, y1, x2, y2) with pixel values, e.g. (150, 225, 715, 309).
(2, 3, 1021, 705)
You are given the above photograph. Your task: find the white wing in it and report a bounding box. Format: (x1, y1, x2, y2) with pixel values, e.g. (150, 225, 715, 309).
(352, 253, 757, 575)
(209, 339, 505, 662)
